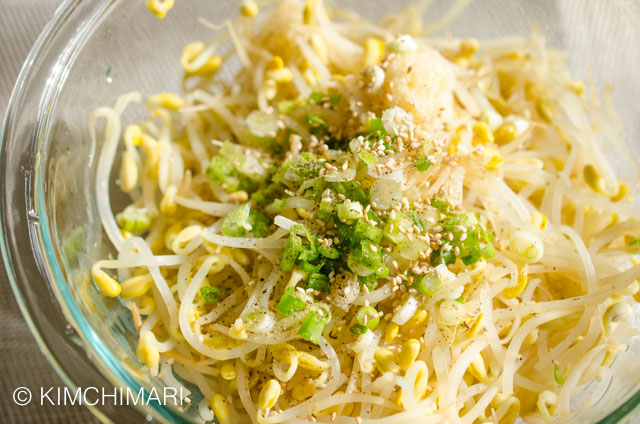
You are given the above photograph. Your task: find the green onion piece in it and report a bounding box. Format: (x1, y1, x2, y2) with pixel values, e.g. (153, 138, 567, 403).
(200, 286, 228, 304)
(318, 244, 339, 259)
(291, 225, 318, 262)
(430, 247, 457, 266)
(297, 259, 324, 273)
(221, 203, 252, 237)
(629, 239, 640, 250)
(414, 273, 441, 296)
(206, 155, 241, 191)
(332, 181, 370, 205)
(350, 324, 368, 335)
(359, 275, 379, 292)
(116, 205, 151, 232)
(277, 100, 297, 114)
(356, 306, 381, 330)
(280, 234, 303, 272)
(407, 210, 424, 232)
(554, 364, 566, 385)
(454, 297, 465, 304)
(298, 305, 331, 344)
(383, 220, 405, 244)
(308, 92, 324, 104)
(276, 287, 307, 316)
(415, 157, 432, 172)
(249, 210, 270, 237)
(357, 150, 378, 166)
(368, 118, 386, 134)
(354, 219, 383, 243)
(347, 239, 384, 277)
(430, 198, 453, 215)
(306, 114, 328, 130)
(305, 273, 330, 292)
(337, 200, 363, 221)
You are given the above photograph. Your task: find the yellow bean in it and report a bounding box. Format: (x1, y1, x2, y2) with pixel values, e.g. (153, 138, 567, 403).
(485, 149, 504, 170)
(120, 273, 153, 299)
(611, 182, 629, 202)
(240, 0, 259, 17)
(459, 38, 479, 56)
(266, 56, 284, 71)
(401, 309, 428, 332)
(119, 151, 138, 193)
(374, 348, 400, 374)
(258, 379, 281, 411)
(468, 353, 488, 382)
(385, 322, 399, 344)
(146, 92, 185, 111)
(139, 296, 156, 315)
(535, 98, 554, 123)
(136, 331, 160, 370)
(146, 0, 174, 19)
(601, 348, 617, 367)
(503, 267, 528, 299)
(303, 0, 318, 25)
(266, 67, 294, 83)
(497, 69, 517, 99)
(399, 339, 421, 371)
(220, 361, 237, 380)
(364, 37, 385, 67)
(91, 263, 121, 297)
(494, 122, 518, 145)
(210, 393, 232, 424)
(472, 121, 495, 145)
(180, 42, 222, 77)
(531, 211, 547, 230)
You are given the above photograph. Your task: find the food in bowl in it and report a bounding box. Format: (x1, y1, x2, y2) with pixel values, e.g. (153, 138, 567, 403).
(88, 0, 640, 422)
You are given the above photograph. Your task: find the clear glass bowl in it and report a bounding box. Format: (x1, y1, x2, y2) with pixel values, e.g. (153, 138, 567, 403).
(2, 0, 640, 422)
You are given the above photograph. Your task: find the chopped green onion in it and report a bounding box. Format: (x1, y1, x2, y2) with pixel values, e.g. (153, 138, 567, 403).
(350, 324, 368, 335)
(454, 297, 465, 304)
(308, 92, 342, 105)
(347, 239, 384, 277)
(415, 157, 432, 172)
(368, 118, 386, 135)
(280, 233, 303, 272)
(221, 203, 252, 237)
(356, 306, 380, 330)
(306, 114, 328, 130)
(276, 287, 307, 316)
(206, 155, 241, 191)
(116, 205, 151, 232)
(414, 273, 441, 296)
(298, 304, 331, 344)
(200, 286, 228, 304)
(305, 273, 330, 292)
(357, 150, 378, 166)
(554, 364, 566, 385)
(629, 239, 640, 250)
(318, 244, 339, 259)
(331, 181, 370, 205)
(407, 210, 424, 232)
(297, 259, 324, 273)
(430, 198, 452, 215)
(354, 219, 383, 244)
(337, 200, 363, 221)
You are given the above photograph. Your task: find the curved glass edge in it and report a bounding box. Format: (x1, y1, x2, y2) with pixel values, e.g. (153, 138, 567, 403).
(0, 1, 111, 423)
(0, 0, 188, 423)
